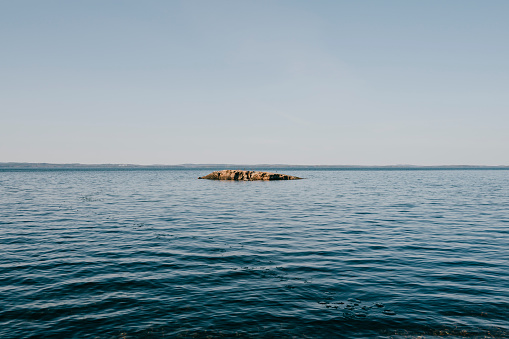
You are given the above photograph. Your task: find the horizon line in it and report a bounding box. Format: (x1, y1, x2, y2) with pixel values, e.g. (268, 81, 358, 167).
(1, 162, 509, 168)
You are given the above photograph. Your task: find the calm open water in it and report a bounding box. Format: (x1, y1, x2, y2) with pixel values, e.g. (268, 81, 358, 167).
(1, 169, 508, 338)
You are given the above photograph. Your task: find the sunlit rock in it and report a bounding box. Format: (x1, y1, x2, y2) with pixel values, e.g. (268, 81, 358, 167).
(198, 170, 302, 181)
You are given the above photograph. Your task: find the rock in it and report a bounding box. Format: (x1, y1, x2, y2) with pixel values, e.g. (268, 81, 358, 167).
(198, 170, 302, 181)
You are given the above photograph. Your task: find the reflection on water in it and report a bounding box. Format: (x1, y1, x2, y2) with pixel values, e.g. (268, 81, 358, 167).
(0, 169, 508, 338)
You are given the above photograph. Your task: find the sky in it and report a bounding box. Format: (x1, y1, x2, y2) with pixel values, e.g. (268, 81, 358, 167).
(1, 0, 508, 165)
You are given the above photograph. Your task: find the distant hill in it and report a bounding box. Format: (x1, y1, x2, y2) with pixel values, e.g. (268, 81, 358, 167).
(1, 162, 508, 170)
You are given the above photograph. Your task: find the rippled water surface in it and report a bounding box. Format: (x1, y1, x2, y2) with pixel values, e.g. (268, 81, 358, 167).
(1, 169, 508, 338)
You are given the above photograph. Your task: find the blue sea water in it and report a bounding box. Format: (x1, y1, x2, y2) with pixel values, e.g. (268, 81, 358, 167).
(0, 169, 508, 338)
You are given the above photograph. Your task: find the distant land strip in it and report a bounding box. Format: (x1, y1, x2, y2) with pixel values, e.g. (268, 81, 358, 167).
(1, 162, 508, 170)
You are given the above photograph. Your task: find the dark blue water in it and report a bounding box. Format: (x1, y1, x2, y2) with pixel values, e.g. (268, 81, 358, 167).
(1, 169, 508, 338)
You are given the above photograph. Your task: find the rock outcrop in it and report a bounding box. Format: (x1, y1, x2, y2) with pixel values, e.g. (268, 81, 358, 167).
(198, 170, 302, 181)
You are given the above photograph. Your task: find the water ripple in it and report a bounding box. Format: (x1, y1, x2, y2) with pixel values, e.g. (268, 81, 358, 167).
(1, 169, 508, 338)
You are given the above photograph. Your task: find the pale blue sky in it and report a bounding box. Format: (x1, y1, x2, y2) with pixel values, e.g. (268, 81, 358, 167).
(1, 0, 508, 165)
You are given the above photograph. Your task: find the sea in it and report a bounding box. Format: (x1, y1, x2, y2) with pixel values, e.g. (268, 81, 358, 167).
(1, 168, 508, 338)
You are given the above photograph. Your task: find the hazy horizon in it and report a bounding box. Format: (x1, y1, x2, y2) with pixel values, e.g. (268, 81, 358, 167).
(2, 1, 508, 166)
(2, 161, 509, 168)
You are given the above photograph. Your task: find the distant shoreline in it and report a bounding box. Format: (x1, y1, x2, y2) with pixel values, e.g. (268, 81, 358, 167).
(1, 162, 508, 170)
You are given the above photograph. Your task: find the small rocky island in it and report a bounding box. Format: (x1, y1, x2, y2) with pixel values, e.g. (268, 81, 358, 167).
(198, 170, 302, 181)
